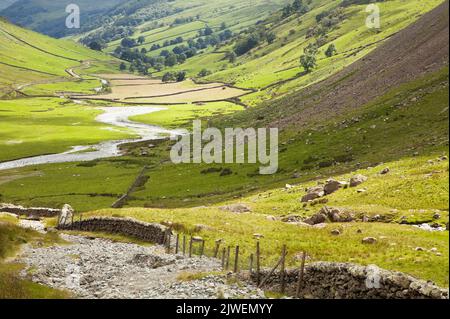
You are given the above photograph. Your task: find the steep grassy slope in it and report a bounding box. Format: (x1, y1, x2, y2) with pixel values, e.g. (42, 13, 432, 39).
(0, 18, 116, 96)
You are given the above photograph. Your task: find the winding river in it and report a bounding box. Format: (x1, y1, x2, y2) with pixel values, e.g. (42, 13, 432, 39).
(0, 106, 184, 171)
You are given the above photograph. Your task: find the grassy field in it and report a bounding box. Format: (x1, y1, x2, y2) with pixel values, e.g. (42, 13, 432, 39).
(130, 101, 244, 128)
(74, 77, 249, 103)
(0, 98, 133, 162)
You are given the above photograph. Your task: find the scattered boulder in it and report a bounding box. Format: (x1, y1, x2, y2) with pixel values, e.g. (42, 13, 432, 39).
(433, 213, 441, 220)
(266, 215, 277, 221)
(380, 167, 390, 175)
(219, 203, 251, 213)
(362, 237, 377, 244)
(321, 206, 354, 223)
(439, 155, 448, 161)
(323, 179, 343, 195)
(303, 213, 327, 225)
(310, 198, 329, 206)
(253, 233, 264, 239)
(415, 247, 425, 252)
(330, 229, 341, 236)
(301, 186, 325, 202)
(281, 215, 302, 223)
(349, 174, 368, 187)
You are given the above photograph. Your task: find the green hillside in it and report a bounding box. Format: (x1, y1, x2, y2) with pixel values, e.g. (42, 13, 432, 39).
(0, 0, 448, 291)
(0, 18, 118, 96)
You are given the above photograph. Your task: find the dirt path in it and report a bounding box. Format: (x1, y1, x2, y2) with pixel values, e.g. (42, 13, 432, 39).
(13, 219, 263, 299)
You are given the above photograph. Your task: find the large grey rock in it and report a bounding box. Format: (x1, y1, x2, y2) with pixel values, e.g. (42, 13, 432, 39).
(323, 179, 343, 195)
(301, 186, 325, 202)
(349, 174, 368, 187)
(303, 213, 327, 225)
(326, 207, 354, 222)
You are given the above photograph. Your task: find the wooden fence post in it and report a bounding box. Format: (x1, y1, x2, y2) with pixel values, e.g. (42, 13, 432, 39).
(233, 245, 240, 273)
(256, 241, 261, 285)
(221, 247, 226, 269)
(258, 249, 287, 289)
(214, 240, 221, 258)
(249, 253, 254, 274)
(189, 236, 193, 258)
(166, 233, 172, 253)
(295, 252, 307, 298)
(200, 240, 205, 257)
(79, 213, 82, 230)
(280, 244, 287, 294)
(225, 246, 231, 270)
(175, 234, 179, 254)
(182, 235, 186, 256)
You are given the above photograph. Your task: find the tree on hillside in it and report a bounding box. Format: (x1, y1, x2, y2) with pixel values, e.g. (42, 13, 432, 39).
(176, 71, 187, 82)
(138, 36, 146, 45)
(234, 33, 260, 56)
(121, 37, 136, 48)
(119, 62, 127, 71)
(88, 41, 103, 51)
(165, 53, 178, 67)
(266, 32, 276, 44)
(198, 69, 212, 77)
(325, 43, 337, 57)
(162, 72, 175, 82)
(226, 51, 237, 63)
(204, 26, 214, 36)
(300, 44, 318, 73)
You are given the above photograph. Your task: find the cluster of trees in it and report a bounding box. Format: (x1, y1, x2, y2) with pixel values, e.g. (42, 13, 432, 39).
(308, 8, 344, 39)
(150, 36, 184, 51)
(81, 26, 134, 50)
(282, 0, 310, 18)
(120, 36, 147, 48)
(233, 26, 276, 56)
(300, 42, 337, 73)
(162, 71, 187, 82)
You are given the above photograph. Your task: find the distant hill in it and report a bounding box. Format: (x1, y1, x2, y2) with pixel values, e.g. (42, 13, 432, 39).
(0, 0, 140, 37)
(0, 0, 17, 11)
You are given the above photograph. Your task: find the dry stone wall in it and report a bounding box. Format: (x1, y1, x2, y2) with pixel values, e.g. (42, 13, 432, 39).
(0, 203, 60, 218)
(252, 262, 448, 299)
(58, 217, 167, 244)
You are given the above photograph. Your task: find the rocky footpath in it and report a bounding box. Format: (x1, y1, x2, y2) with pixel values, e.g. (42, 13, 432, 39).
(17, 234, 263, 299)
